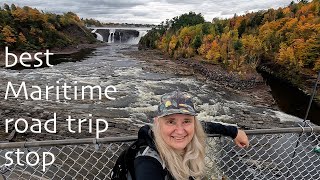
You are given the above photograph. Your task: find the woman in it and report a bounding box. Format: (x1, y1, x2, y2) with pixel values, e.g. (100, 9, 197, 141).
(134, 91, 249, 180)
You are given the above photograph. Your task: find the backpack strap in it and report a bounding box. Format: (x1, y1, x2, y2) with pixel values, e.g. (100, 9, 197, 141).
(110, 140, 144, 180)
(111, 125, 164, 180)
(135, 146, 166, 169)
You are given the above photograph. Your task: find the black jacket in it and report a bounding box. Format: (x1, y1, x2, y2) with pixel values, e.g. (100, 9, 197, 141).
(134, 122, 238, 180)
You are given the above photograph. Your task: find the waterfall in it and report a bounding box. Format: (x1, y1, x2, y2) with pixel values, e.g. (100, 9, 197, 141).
(91, 29, 103, 41)
(88, 27, 151, 44)
(126, 30, 148, 44)
(95, 33, 103, 41)
(108, 29, 115, 43)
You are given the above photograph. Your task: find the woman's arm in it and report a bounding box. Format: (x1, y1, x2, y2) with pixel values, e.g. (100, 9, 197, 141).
(201, 121, 249, 148)
(201, 121, 238, 138)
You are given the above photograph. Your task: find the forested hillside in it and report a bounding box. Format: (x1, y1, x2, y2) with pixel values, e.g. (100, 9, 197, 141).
(140, 0, 320, 74)
(0, 3, 96, 51)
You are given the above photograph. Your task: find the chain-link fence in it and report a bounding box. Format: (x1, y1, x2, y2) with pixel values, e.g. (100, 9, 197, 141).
(0, 126, 319, 180)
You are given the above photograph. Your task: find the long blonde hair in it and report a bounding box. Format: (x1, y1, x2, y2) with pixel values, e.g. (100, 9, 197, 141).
(153, 117, 206, 180)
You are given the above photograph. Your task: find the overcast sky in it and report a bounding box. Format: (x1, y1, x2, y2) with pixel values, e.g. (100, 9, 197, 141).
(2, 0, 296, 24)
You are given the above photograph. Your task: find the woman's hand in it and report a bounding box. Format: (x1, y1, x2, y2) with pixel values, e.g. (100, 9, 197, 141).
(234, 130, 249, 148)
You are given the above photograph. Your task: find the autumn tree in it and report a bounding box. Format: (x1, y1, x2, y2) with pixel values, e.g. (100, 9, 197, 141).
(2, 25, 16, 47)
(198, 34, 215, 56)
(242, 34, 265, 68)
(0, 4, 96, 50)
(205, 40, 221, 63)
(12, 7, 29, 23)
(170, 12, 205, 31)
(139, 0, 319, 73)
(313, 58, 320, 71)
(168, 35, 178, 56)
(277, 43, 297, 66)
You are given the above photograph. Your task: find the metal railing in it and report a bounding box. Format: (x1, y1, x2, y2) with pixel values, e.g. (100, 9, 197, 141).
(0, 126, 319, 180)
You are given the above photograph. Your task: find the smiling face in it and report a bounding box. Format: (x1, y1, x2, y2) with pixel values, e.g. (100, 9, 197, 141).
(156, 114, 195, 152)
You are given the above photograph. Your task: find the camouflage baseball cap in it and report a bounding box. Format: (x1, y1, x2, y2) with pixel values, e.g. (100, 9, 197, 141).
(157, 91, 197, 117)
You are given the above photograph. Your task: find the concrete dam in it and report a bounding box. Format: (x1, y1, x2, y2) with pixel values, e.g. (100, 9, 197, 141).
(89, 27, 151, 44)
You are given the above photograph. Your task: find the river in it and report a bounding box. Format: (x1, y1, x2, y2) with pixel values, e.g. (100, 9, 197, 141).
(260, 71, 320, 125)
(1, 43, 319, 180)
(0, 44, 307, 141)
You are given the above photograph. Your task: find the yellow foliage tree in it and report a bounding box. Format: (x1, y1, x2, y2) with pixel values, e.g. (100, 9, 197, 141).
(242, 34, 264, 68)
(293, 38, 308, 67)
(205, 40, 221, 63)
(158, 35, 171, 53)
(283, 7, 292, 16)
(313, 58, 320, 71)
(220, 32, 234, 65)
(277, 43, 296, 66)
(168, 35, 178, 56)
(18, 32, 27, 43)
(178, 27, 193, 48)
(185, 47, 195, 58)
(28, 7, 43, 22)
(11, 7, 28, 22)
(2, 25, 16, 45)
(198, 34, 214, 56)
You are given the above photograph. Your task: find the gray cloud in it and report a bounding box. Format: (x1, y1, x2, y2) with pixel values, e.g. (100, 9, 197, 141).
(165, 0, 200, 4)
(1, 0, 294, 24)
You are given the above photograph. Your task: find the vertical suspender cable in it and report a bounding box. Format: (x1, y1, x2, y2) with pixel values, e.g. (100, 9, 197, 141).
(286, 71, 320, 178)
(303, 71, 320, 124)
